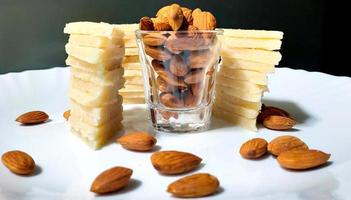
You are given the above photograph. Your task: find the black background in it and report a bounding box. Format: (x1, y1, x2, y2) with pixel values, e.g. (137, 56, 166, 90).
(0, 0, 347, 76)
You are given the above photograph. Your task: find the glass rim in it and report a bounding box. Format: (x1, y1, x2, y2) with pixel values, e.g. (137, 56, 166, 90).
(135, 29, 224, 36)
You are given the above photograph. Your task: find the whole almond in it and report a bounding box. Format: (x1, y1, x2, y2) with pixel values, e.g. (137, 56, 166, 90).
(145, 45, 172, 61)
(192, 8, 216, 30)
(165, 33, 209, 53)
(16, 111, 49, 125)
(152, 17, 172, 31)
(168, 4, 184, 31)
(151, 150, 202, 174)
(258, 106, 291, 123)
(268, 135, 308, 156)
(157, 76, 177, 93)
(160, 93, 184, 108)
(139, 16, 154, 30)
(156, 5, 170, 18)
(117, 132, 157, 151)
(263, 115, 296, 130)
(240, 138, 268, 159)
(1, 150, 35, 175)
(184, 69, 205, 84)
(187, 49, 212, 69)
(277, 149, 331, 170)
(63, 110, 70, 121)
(167, 173, 219, 198)
(181, 7, 193, 25)
(170, 54, 189, 76)
(159, 72, 187, 87)
(143, 33, 167, 46)
(90, 166, 133, 194)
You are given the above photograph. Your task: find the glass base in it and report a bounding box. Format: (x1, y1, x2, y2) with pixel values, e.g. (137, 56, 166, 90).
(148, 105, 212, 133)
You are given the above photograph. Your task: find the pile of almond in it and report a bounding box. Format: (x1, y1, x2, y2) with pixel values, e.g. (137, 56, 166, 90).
(240, 135, 331, 170)
(139, 4, 219, 112)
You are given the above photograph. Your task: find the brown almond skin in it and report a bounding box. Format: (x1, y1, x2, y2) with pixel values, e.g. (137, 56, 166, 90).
(139, 16, 154, 30)
(181, 7, 193, 26)
(2, 150, 35, 175)
(90, 166, 133, 194)
(160, 93, 184, 108)
(240, 138, 268, 159)
(167, 173, 219, 198)
(151, 150, 202, 174)
(277, 149, 331, 170)
(258, 106, 291, 123)
(263, 115, 296, 130)
(152, 17, 172, 31)
(142, 33, 167, 46)
(187, 49, 212, 69)
(16, 111, 49, 125)
(169, 54, 189, 76)
(145, 45, 172, 61)
(184, 69, 205, 84)
(268, 135, 309, 156)
(117, 132, 157, 151)
(192, 9, 217, 30)
(63, 110, 70, 121)
(168, 3, 184, 31)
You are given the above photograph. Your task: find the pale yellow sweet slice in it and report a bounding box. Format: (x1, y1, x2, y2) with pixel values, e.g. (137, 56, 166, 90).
(123, 97, 145, 104)
(215, 92, 262, 111)
(123, 55, 139, 63)
(223, 37, 282, 50)
(214, 98, 259, 119)
(213, 106, 257, 131)
(216, 75, 268, 93)
(124, 69, 143, 77)
(64, 22, 124, 38)
(119, 91, 145, 98)
(69, 116, 123, 149)
(66, 55, 123, 72)
(65, 44, 125, 64)
(221, 47, 282, 65)
(124, 38, 137, 48)
(122, 84, 144, 91)
(122, 62, 142, 70)
(69, 97, 123, 126)
(69, 85, 121, 107)
(221, 57, 275, 73)
(223, 29, 283, 39)
(125, 47, 139, 56)
(124, 76, 144, 85)
(217, 68, 268, 85)
(68, 34, 124, 48)
(70, 66, 124, 86)
(215, 85, 263, 103)
(114, 23, 139, 32)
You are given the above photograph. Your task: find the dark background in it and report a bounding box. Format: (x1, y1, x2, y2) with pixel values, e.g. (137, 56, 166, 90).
(0, 0, 347, 76)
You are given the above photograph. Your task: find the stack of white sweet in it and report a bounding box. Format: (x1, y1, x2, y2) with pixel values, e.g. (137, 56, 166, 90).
(64, 22, 125, 149)
(116, 24, 145, 104)
(214, 29, 283, 131)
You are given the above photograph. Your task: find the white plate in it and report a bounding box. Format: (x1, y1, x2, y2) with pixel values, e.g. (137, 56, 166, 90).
(1, 67, 351, 200)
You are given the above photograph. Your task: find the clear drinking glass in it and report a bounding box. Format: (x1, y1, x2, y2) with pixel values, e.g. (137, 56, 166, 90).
(135, 29, 223, 132)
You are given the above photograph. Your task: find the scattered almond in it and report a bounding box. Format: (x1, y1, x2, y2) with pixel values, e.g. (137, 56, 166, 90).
(151, 150, 202, 174)
(263, 115, 296, 130)
(117, 132, 157, 151)
(1, 150, 36, 175)
(277, 149, 330, 170)
(258, 105, 291, 123)
(167, 173, 219, 198)
(16, 111, 49, 125)
(268, 135, 308, 156)
(63, 110, 70, 121)
(90, 166, 133, 194)
(240, 138, 268, 159)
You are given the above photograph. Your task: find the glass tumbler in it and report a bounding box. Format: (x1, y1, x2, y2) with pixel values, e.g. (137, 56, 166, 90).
(135, 29, 223, 132)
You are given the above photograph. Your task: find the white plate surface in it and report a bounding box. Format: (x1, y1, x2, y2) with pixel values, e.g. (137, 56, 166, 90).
(0, 67, 351, 200)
